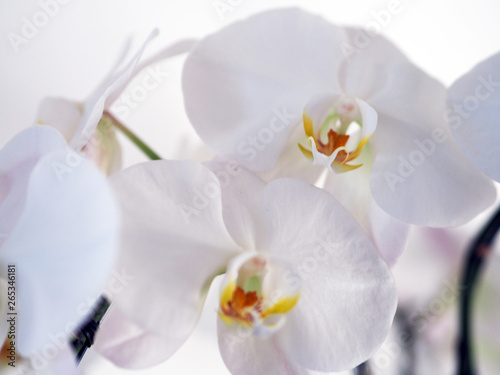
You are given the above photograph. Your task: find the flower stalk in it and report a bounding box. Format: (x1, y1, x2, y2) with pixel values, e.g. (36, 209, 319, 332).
(103, 110, 162, 160)
(354, 361, 372, 375)
(71, 297, 111, 364)
(457, 204, 500, 375)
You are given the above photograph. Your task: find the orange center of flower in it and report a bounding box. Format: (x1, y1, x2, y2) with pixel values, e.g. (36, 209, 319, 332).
(218, 256, 300, 331)
(297, 97, 374, 173)
(315, 129, 351, 163)
(220, 286, 263, 324)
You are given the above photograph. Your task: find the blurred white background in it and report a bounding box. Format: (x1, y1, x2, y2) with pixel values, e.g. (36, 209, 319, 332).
(1, 0, 499, 374)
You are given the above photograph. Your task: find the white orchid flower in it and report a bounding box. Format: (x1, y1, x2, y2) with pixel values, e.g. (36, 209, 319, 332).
(0, 27, 168, 370)
(447, 51, 500, 182)
(36, 31, 197, 174)
(0, 125, 118, 372)
(181, 9, 495, 265)
(99, 159, 397, 374)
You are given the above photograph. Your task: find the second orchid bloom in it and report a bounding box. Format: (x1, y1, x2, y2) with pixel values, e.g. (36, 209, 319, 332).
(104, 160, 397, 374)
(182, 9, 495, 241)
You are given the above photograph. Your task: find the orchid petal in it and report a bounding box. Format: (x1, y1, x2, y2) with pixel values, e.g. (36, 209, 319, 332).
(36, 98, 82, 143)
(340, 28, 443, 129)
(217, 320, 309, 375)
(302, 93, 342, 136)
(70, 30, 159, 150)
(94, 305, 174, 369)
(204, 161, 267, 251)
(260, 178, 397, 371)
(369, 200, 409, 266)
(259, 125, 324, 184)
(338, 27, 407, 100)
(109, 160, 240, 359)
(323, 160, 409, 265)
(106, 38, 198, 106)
(353, 99, 377, 149)
(1, 148, 119, 356)
(370, 113, 496, 226)
(447, 51, 500, 181)
(0, 126, 67, 239)
(13, 342, 80, 375)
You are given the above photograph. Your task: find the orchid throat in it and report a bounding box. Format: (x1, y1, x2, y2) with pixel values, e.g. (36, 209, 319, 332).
(298, 96, 377, 173)
(218, 254, 300, 339)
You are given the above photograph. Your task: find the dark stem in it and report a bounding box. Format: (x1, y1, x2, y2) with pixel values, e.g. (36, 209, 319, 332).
(457, 205, 500, 375)
(71, 296, 111, 364)
(395, 307, 416, 375)
(354, 361, 372, 375)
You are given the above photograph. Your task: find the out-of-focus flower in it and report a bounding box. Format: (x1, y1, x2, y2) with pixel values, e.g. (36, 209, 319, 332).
(370, 226, 464, 375)
(446, 51, 500, 182)
(0, 125, 119, 372)
(36, 31, 197, 174)
(371, 224, 500, 375)
(97, 159, 397, 374)
(0, 31, 175, 370)
(181, 9, 495, 265)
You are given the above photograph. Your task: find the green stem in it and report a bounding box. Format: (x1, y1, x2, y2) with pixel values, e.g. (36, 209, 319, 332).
(103, 110, 162, 160)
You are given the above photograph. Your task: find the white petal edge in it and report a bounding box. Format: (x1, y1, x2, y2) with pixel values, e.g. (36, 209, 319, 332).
(70, 30, 159, 150)
(106, 38, 198, 106)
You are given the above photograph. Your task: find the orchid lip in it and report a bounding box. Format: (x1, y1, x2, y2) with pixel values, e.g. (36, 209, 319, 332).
(298, 96, 376, 173)
(218, 253, 300, 337)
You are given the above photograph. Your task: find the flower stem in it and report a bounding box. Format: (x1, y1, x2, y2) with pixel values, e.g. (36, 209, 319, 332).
(457, 205, 500, 375)
(103, 110, 162, 160)
(71, 296, 110, 364)
(354, 361, 372, 375)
